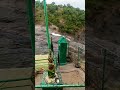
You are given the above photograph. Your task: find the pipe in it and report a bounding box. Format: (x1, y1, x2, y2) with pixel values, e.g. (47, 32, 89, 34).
(78, 46, 80, 63)
(43, 0, 51, 49)
(35, 84, 85, 88)
(78, 47, 83, 61)
(26, 0, 35, 54)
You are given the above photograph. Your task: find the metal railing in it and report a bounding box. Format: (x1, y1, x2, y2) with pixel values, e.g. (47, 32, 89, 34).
(86, 38, 120, 90)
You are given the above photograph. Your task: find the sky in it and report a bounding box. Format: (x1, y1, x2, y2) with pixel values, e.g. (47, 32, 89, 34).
(36, 0, 85, 10)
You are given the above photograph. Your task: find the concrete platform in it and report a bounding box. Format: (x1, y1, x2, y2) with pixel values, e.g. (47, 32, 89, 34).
(0, 67, 33, 90)
(35, 63, 85, 90)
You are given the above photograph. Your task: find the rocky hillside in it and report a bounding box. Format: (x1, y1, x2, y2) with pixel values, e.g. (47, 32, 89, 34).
(35, 25, 85, 71)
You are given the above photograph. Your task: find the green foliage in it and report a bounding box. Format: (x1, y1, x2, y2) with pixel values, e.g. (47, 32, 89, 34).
(35, 1, 85, 34)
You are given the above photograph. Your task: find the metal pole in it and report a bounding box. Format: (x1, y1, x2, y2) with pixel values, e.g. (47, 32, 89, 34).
(43, 0, 51, 49)
(26, 0, 35, 84)
(35, 84, 85, 88)
(78, 47, 83, 65)
(26, 0, 35, 54)
(78, 47, 80, 63)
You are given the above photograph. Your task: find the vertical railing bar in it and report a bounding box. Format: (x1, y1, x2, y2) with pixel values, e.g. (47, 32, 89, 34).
(43, 0, 51, 49)
(78, 46, 80, 64)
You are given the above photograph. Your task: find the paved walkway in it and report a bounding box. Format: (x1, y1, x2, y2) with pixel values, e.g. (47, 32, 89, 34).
(35, 63, 85, 90)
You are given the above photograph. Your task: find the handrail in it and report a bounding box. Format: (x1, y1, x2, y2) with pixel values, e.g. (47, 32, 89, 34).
(26, 0, 35, 54)
(43, 0, 51, 49)
(35, 84, 85, 88)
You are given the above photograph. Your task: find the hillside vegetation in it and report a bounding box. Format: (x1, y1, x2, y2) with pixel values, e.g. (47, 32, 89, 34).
(35, 1, 85, 35)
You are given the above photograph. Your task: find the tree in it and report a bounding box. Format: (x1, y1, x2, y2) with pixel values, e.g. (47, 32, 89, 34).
(51, 2, 55, 5)
(35, 1, 85, 34)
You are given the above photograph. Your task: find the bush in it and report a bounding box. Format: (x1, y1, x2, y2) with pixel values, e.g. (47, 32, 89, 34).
(35, 1, 85, 34)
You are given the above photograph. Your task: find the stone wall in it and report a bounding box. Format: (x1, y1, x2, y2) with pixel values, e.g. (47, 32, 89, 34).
(0, 0, 33, 68)
(86, 1, 120, 89)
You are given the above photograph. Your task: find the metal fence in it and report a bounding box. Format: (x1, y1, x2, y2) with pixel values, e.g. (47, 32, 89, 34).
(86, 38, 120, 90)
